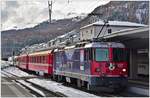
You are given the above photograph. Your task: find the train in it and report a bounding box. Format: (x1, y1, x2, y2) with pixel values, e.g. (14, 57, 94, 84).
(15, 41, 128, 92)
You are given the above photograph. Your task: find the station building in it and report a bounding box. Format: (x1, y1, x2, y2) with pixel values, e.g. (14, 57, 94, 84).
(80, 20, 147, 40)
(79, 20, 149, 88)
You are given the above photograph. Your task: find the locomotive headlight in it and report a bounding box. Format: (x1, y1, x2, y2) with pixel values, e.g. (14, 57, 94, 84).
(122, 68, 126, 72)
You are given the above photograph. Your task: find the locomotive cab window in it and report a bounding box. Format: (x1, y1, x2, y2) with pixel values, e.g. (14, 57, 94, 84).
(95, 48, 109, 61)
(113, 48, 127, 62)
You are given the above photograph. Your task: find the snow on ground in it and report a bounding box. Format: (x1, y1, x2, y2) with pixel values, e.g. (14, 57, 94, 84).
(2, 66, 100, 97)
(17, 80, 45, 97)
(1, 60, 10, 68)
(2, 67, 34, 77)
(28, 78, 100, 97)
(1, 72, 7, 77)
(1, 70, 15, 77)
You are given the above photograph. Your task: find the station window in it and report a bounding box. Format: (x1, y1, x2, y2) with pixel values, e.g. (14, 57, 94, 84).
(86, 31, 88, 33)
(91, 29, 93, 34)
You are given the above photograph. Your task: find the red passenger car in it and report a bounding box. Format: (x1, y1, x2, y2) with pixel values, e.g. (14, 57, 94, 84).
(18, 54, 28, 69)
(28, 50, 53, 75)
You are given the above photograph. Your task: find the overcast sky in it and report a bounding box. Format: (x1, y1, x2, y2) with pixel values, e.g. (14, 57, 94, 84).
(1, 0, 110, 31)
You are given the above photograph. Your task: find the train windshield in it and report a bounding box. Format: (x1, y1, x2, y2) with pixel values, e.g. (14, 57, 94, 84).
(113, 48, 127, 62)
(95, 49, 109, 61)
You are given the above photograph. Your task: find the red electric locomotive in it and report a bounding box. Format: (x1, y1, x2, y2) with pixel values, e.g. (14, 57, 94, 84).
(53, 42, 128, 92)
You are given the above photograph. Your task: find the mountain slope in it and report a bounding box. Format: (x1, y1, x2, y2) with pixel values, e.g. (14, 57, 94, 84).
(80, 1, 149, 27)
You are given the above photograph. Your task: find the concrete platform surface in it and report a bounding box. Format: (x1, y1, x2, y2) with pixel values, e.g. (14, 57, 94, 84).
(1, 77, 34, 97)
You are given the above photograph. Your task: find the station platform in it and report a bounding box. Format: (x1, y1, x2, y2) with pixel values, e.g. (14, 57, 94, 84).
(127, 79, 149, 96)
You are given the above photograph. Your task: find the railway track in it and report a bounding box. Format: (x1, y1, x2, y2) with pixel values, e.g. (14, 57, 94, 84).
(62, 82, 120, 97)
(2, 69, 117, 97)
(62, 81, 147, 97)
(2, 67, 147, 97)
(1, 70, 66, 97)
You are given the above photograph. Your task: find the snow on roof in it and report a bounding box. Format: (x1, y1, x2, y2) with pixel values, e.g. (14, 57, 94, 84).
(84, 42, 125, 48)
(29, 50, 52, 56)
(80, 20, 147, 29)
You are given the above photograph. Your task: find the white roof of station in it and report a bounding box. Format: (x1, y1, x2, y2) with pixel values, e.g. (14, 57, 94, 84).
(80, 20, 147, 29)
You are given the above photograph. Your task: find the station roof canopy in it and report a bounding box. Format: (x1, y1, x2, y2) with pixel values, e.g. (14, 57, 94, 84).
(80, 20, 147, 29)
(102, 26, 149, 39)
(101, 26, 149, 48)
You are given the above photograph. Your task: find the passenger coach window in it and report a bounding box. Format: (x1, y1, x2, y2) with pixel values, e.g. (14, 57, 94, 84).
(43, 56, 46, 63)
(95, 49, 109, 61)
(40, 56, 41, 63)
